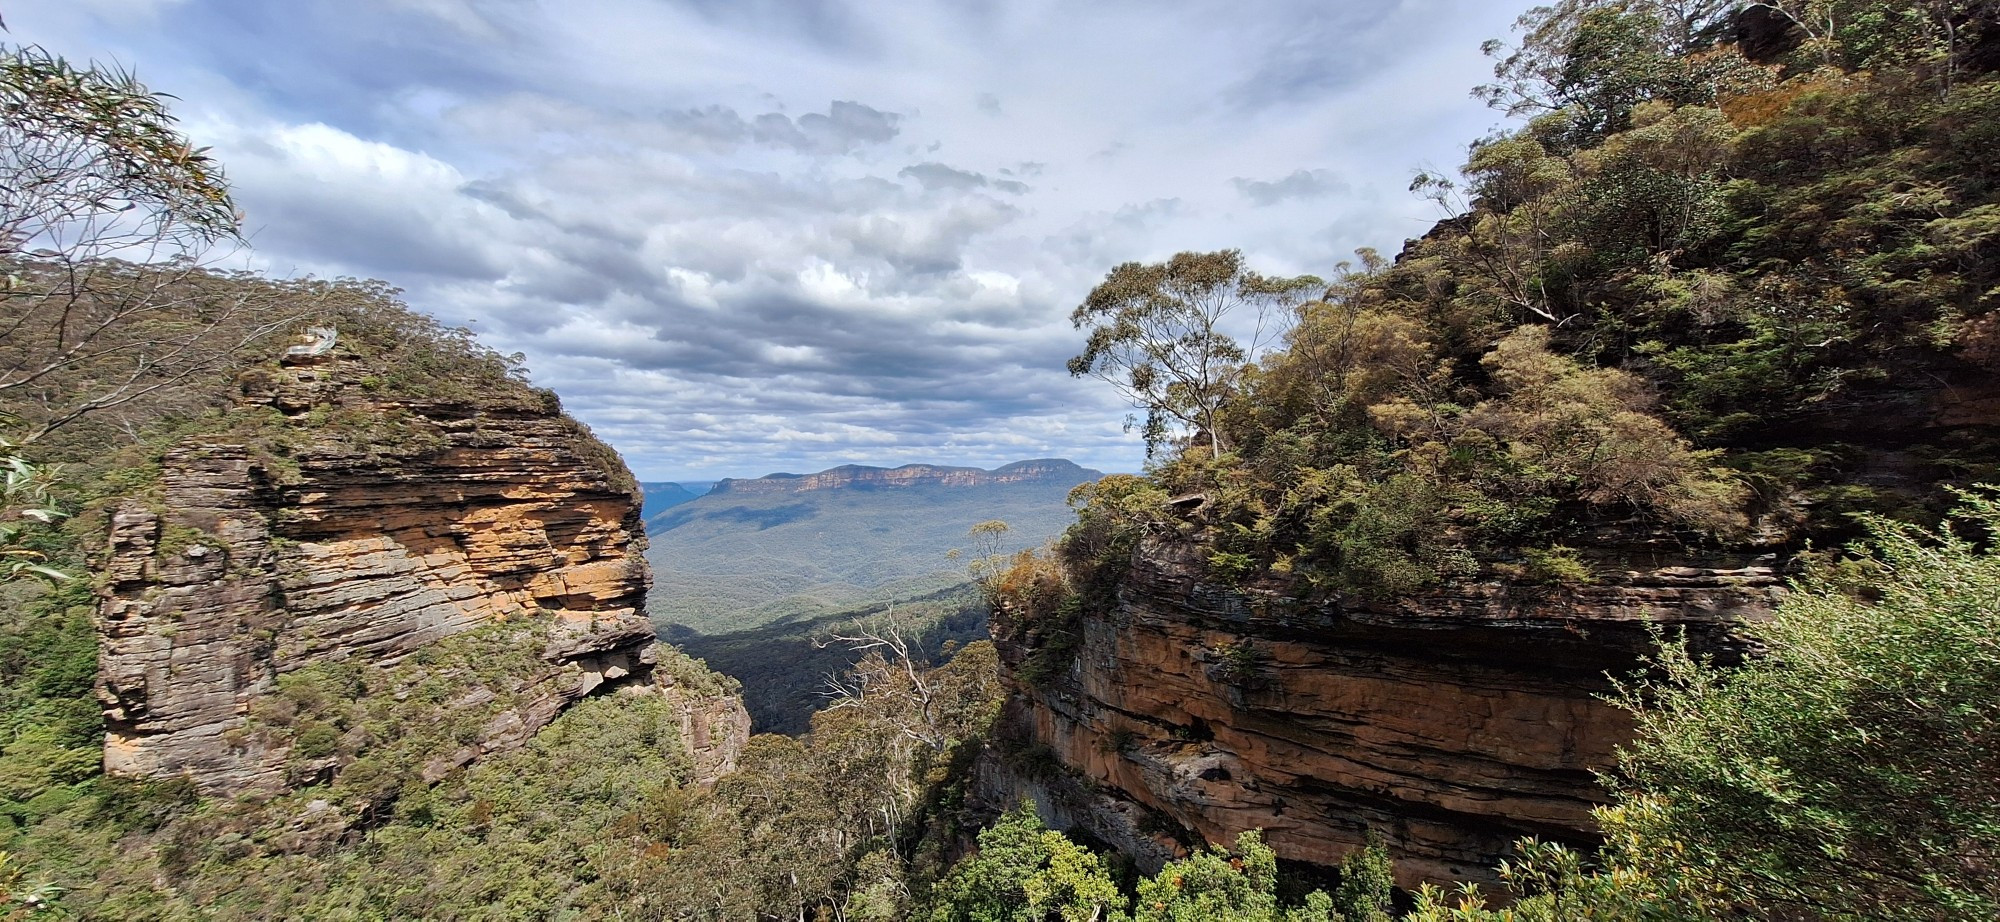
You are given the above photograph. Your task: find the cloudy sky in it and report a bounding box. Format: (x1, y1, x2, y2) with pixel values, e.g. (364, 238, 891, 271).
(19, 0, 1524, 481)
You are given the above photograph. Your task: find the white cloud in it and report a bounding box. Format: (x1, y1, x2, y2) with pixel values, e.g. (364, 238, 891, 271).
(16, 0, 1525, 480)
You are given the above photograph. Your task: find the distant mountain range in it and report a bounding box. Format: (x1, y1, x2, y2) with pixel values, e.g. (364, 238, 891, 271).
(640, 482, 702, 525)
(643, 459, 1102, 636)
(705, 459, 1098, 497)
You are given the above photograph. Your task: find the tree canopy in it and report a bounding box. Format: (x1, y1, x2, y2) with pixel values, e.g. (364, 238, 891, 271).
(1068, 249, 1319, 456)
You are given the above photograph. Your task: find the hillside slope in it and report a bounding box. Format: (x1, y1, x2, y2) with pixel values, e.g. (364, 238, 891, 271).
(645, 459, 1103, 634)
(666, 583, 989, 734)
(640, 481, 701, 526)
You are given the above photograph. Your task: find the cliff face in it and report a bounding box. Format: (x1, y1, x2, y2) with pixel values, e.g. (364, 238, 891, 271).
(988, 528, 1782, 890)
(94, 352, 731, 795)
(710, 459, 1100, 496)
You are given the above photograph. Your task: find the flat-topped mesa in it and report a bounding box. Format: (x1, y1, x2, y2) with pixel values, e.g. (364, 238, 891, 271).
(985, 526, 1784, 892)
(710, 459, 1100, 496)
(95, 350, 690, 796)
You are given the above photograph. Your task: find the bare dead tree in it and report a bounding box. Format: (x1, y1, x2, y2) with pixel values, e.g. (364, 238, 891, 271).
(818, 606, 953, 754)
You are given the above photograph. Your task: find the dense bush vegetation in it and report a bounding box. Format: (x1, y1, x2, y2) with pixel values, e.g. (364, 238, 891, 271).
(1588, 491, 2000, 919)
(1062, 0, 2000, 597)
(3, 620, 1001, 920)
(948, 492, 2000, 921)
(926, 806, 1398, 922)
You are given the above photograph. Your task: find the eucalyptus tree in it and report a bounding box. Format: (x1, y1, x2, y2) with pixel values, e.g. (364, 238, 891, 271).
(0, 430, 64, 581)
(0, 44, 294, 445)
(1068, 249, 1319, 457)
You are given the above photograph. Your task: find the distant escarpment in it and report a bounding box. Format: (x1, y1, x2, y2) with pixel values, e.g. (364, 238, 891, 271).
(647, 458, 1103, 635)
(96, 346, 745, 796)
(709, 459, 1099, 496)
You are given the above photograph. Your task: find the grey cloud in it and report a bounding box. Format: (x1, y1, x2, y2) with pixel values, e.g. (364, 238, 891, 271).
(898, 162, 1029, 195)
(842, 199, 1024, 280)
(1040, 198, 1178, 269)
(799, 100, 901, 149)
(570, 285, 1055, 401)
(97, 0, 1525, 480)
(250, 202, 501, 281)
(458, 179, 548, 222)
(657, 99, 902, 153)
(658, 0, 876, 54)
(1114, 198, 1184, 227)
(228, 151, 505, 282)
(656, 104, 762, 146)
(1232, 168, 1346, 206)
(899, 161, 987, 191)
(751, 111, 810, 147)
(1226, 7, 1400, 109)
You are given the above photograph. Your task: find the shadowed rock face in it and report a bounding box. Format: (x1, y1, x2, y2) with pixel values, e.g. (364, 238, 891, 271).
(987, 531, 1782, 890)
(94, 354, 735, 795)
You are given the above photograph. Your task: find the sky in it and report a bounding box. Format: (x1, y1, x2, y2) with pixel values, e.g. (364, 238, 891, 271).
(16, 0, 1526, 481)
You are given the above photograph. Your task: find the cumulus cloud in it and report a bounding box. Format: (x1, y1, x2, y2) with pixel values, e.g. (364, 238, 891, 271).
(899, 162, 987, 191)
(18, 0, 1525, 479)
(898, 161, 1028, 195)
(1232, 168, 1347, 206)
(644, 100, 902, 153)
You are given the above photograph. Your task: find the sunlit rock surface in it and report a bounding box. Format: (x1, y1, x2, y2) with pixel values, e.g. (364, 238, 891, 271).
(95, 354, 743, 794)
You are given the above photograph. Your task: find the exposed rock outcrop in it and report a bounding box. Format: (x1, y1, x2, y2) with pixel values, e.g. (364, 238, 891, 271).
(94, 353, 730, 795)
(987, 528, 1783, 890)
(662, 672, 756, 785)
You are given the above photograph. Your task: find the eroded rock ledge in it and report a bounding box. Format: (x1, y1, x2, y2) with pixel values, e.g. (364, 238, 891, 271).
(986, 530, 1782, 890)
(93, 353, 727, 795)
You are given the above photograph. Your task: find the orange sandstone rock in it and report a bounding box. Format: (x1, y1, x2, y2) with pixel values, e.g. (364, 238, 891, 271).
(96, 355, 743, 795)
(987, 532, 1781, 890)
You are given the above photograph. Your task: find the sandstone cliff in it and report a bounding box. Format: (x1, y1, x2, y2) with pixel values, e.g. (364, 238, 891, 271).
(987, 525, 1784, 890)
(95, 348, 746, 795)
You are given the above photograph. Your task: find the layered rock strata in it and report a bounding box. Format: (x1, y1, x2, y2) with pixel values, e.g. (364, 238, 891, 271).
(95, 354, 694, 795)
(988, 530, 1783, 890)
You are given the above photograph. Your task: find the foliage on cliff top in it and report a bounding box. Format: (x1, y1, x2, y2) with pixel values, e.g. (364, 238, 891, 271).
(0, 41, 570, 459)
(1063, 0, 2000, 596)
